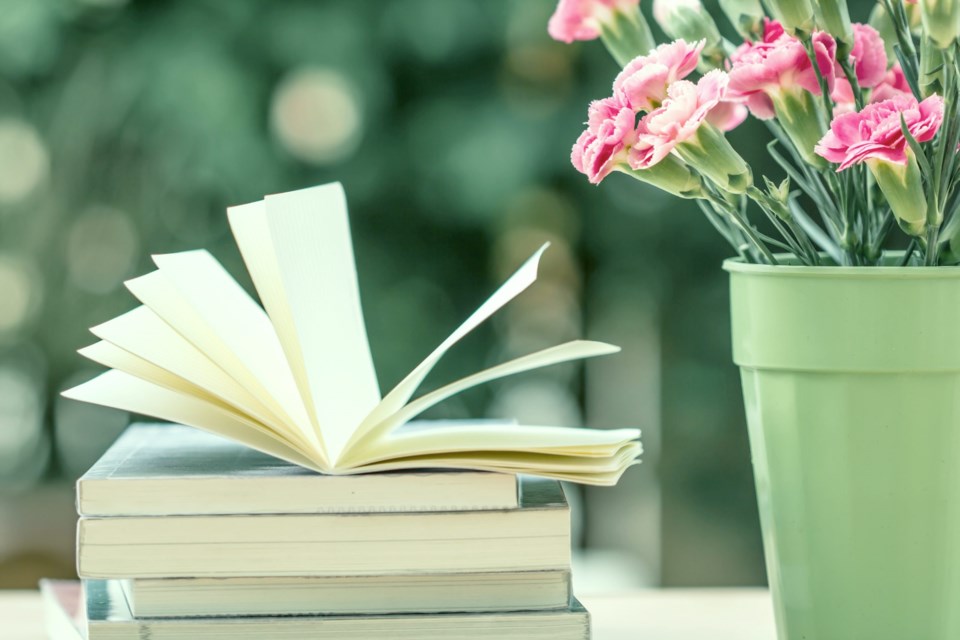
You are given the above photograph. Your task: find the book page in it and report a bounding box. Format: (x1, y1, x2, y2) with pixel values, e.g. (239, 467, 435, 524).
(139, 252, 319, 455)
(348, 340, 620, 450)
(348, 422, 640, 465)
(62, 371, 323, 471)
(88, 307, 296, 441)
(347, 244, 549, 453)
(228, 184, 381, 463)
(346, 442, 643, 486)
(77, 340, 312, 452)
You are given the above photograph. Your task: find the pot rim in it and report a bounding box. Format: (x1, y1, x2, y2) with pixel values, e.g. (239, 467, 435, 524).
(724, 251, 960, 278)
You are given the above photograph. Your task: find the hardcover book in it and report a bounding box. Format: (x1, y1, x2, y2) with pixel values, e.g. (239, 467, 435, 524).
(63, 183, 640, 486)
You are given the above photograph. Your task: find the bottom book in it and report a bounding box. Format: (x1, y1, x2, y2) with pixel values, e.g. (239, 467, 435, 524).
(41, 579, 591, 640)
(122, 570, 570, 617)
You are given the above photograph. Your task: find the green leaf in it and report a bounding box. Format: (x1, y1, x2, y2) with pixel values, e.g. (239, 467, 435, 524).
(900, 114, 932, 177)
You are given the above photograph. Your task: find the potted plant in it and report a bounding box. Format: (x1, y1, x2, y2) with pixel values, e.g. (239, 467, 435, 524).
(549, 0, 960, 637)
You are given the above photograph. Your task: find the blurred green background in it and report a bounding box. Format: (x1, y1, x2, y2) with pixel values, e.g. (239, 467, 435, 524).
(0, 0, 873, 590)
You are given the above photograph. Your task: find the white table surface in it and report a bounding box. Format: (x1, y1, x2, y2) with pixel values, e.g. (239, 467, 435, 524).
(5, 588, 775, 639)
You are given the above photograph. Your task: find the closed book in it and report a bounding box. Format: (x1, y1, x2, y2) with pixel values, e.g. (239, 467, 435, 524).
(77, 477, 569, 579)
(40, 580, 591, 640)
(121, 570, 571, 617)
(78, 423, 519, 516)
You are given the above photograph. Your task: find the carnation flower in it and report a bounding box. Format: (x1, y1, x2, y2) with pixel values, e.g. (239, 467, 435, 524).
(846, 23, 888, 88)
(815, 94, 944, 170)
(571, 99, 638, 184)
(727, 20, 837, 164)
(728, 20, 838, 120)
(830, 80, 857, 115)
(706, 100, 749, 131)
(613, 39, 704, 112)
(570, 96, 703, 196)
(830, 25, 888, 114)
(631, 70, 729, 168)
(548, 0, 640, 43)
(631, 70, 752, 192)
(870, 64, 911, 103)
(816, 94, 944, 236)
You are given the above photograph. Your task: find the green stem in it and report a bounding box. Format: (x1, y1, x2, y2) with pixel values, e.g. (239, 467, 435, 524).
(697, 200, 749, 261)
(837, 56, 865, 110)
(705, 189, 778, 264)
(802, 35, 835, 122)
(899, 238, 918, 266)
(925, 224, 940, 265)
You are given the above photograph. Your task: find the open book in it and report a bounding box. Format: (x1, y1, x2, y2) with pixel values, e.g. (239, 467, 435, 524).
(64, 183, 641, 485)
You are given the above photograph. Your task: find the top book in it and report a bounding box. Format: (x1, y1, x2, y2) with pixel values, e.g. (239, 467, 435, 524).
(79, 423, 520, 516)
(64, 183, 640, 485)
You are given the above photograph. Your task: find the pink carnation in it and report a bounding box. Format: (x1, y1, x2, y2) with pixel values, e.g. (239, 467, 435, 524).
(571, 98, 638, 183)
(831, 79, 857, 115)
(706, 100, 749, 131)
(613, 39, 704, 111)
(832, 27, 891, 114)
(815, 94, 944, 170)
(728, 19, 837, 120)
(846, 24, 887, 88)
(548, 0, 640, 43)
(630, 69, 729, 169)
(871, 64, 911, 103)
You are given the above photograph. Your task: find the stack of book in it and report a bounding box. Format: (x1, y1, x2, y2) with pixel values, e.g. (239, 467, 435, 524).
(41, 423, 590, 639)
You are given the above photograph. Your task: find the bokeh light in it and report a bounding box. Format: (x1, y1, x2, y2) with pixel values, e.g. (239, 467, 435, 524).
(0, 253, 41, 338)
(270, 67, 363, 165)
(0, 118, 48, 204)
(0, 347, 47, 489)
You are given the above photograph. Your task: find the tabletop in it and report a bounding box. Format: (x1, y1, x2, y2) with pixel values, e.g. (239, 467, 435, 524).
(6, 588, 776, 639)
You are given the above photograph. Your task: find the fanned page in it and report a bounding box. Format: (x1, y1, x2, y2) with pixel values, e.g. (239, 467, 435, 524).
(63, 183, 641, 486)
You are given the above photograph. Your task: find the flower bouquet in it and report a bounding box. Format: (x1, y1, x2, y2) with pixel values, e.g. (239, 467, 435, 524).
(549, 1, 960, 638)
(552, 0, 960, 267)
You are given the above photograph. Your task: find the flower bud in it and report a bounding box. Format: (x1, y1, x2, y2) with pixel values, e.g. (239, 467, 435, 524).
(772, 90, 828, 168)
(622, 154, 704, 199)
(815, 0, 854, 52)
(548, 0, 655, 66)
(763, 0, 816, 35)
(719, 0, 765, 39)
(675, 123, 752, 194)
(868, 154, 928, 236)
(600, 4, 657, 66)
(920, 37, 946, 96)
(920, 0, 960, 48)
(869, 4, 899, 59)
(652, 0, 724, 63)
(760, 176, 793, 220)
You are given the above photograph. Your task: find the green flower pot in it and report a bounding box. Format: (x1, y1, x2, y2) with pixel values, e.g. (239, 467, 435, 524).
(725, 257, 960, 640)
